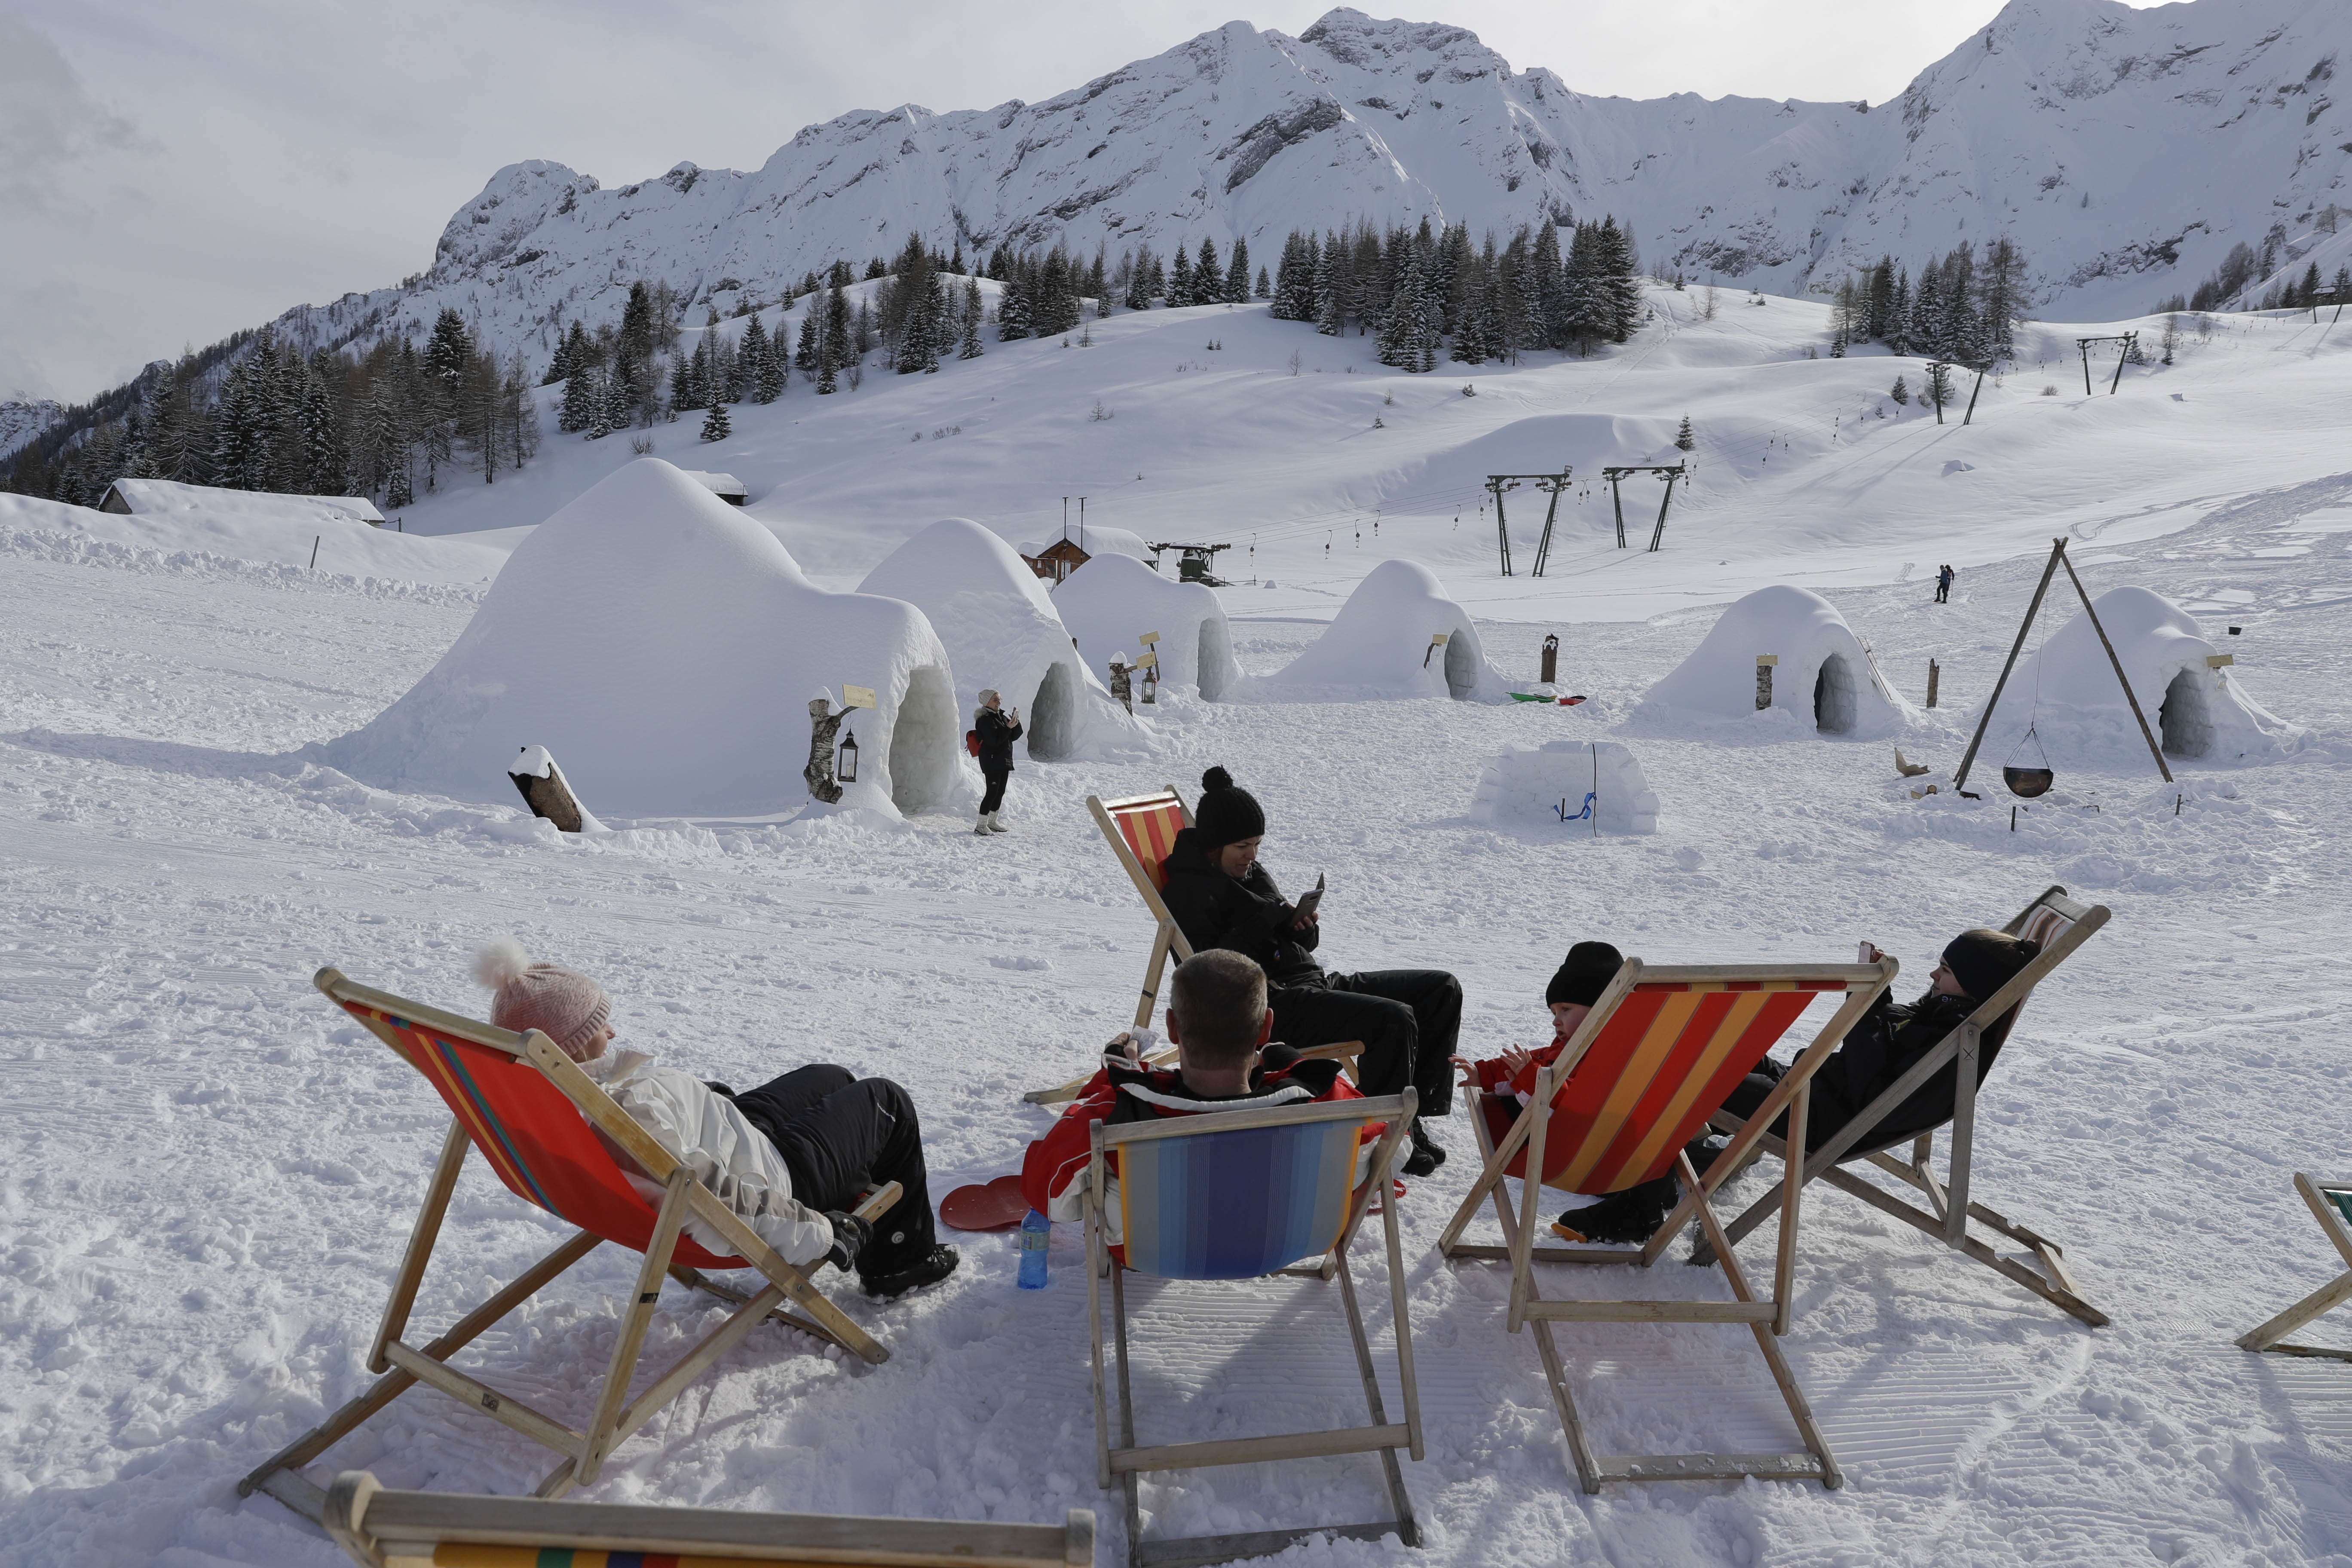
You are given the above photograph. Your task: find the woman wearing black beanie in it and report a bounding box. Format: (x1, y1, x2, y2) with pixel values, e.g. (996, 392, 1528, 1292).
(1157, 766, 1463, 1177)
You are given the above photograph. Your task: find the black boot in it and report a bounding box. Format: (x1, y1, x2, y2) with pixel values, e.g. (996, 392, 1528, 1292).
(1401, 1123, 1447, 1178)
(1553, 1176, 1674, 1244)
(861, 1244, 960, 1299)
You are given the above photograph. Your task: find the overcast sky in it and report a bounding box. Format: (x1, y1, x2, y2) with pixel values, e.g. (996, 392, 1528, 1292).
(8, 0, 2141, 403)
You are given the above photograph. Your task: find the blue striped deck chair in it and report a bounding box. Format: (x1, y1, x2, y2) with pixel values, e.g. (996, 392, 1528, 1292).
(2239, 1175, 2352, 1361)
(1084, 1090, 1421, 1568)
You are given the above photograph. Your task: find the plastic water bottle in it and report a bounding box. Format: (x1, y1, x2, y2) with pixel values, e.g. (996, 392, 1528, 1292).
(1017, 1210, 1051, 1289)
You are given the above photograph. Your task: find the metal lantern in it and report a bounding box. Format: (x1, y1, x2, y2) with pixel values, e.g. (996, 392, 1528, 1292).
(1140, 660, 1159, 705)
(836, 726, 860, 783)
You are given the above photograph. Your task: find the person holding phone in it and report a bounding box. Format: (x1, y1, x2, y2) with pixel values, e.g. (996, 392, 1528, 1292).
(1156, 766, 1461, 1176)
(972, 689, 1022, 835)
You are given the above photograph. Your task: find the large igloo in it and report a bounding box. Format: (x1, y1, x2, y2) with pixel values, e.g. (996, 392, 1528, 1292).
(859, 518, 1136, 761)
(323, 459, 960, 819)
(1055, 553, 1241, 699)
(1637, 584, 1905, 736)
(1259, 559, 1510, 701)
(1981, 586, 2300, 766)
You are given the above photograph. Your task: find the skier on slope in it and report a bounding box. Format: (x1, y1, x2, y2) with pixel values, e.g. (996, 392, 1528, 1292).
(973, 689, 1022, 835)
(1156, 767, 1460, 1177)
(1936, 564, 1955, 604)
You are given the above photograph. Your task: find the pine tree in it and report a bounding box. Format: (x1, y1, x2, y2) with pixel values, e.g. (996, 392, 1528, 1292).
(959, 278, 985, 359)
(1124, 247, 1155, 311)
(1224, 236, 1250, 304)
(795, 308, 821, 374)
(1531, 221, 1568, 350)
(701, 400, 731, 441)
(559, 357, 598, 430)
(1890, 374, 1910, 405)
(1887, 268, 1913, 355)
(744, 312, 778, 402)
(1911, 265, 1943, 359)
(1194, 238, 1221, 306)
(1256, 264, 1270, 299)
(1169, 246, 1193, 307)
(998, 259, 1031, 340)
(1675, 414, 1695, 451)
(818, 283, 851, 392)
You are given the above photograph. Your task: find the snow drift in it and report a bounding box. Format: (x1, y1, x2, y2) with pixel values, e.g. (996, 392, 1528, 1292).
(1468, 740, 1659, 834)
(323, 459, 959, 818)
(1981, 586, 2300, 767)
(1054, 553, 1240, 699)
(1259, 559, 1508, 701)
(858, 518, 1136, 761)
(1637, 584, 1905, 736)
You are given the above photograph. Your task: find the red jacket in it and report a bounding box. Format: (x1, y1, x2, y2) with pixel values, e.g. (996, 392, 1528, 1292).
(1468, 1030, 1573, 1101)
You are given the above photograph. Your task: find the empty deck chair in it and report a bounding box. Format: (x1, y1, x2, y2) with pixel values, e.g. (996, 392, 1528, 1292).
(2237, 1175, 2352, 1360)
(1434, 958, 1896, 1492)
(241, 968, 900, 1521)
(1087, 1090, 1422, 1568)
(321, 1469, 1096, 1568)
(1698, 888, 2113, 1327)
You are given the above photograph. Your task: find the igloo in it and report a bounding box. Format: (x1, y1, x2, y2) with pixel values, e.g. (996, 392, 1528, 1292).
(859, 518, 1136, 760)
(1259, 559, 1510, 701)
(323, 459, 960, 819)
(1055, 552, 1240, 699)
(1638, 584, 1905, 735)
(1981, 586, 2300, 766)
(1467, 741, 1659, 833)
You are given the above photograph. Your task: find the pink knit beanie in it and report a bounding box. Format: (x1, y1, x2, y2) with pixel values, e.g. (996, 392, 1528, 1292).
(475, 938, 611, 1060)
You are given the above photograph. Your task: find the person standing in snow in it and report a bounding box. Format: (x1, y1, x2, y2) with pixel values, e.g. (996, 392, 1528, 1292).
(1935, 564, 1954, 604)
(475, 940, 958, 1298)
(974, 689, 1022, 835)
(1156, 766, 1461, 1177)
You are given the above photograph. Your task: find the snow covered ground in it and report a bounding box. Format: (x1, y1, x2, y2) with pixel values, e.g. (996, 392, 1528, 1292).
(4, 290, 2352, 1566)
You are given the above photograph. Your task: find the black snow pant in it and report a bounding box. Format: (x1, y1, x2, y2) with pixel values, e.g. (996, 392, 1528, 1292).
(979, 768, 1010, 815)
(728, 1065, 937, 1279)
(1267, 969, 1462, 1121)
(1935, 581, 1950, 603)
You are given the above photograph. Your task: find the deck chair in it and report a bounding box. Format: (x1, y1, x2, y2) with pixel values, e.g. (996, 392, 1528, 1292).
(321, 1468, 1095, 1568)
(1087, 1090, 1422, 1568)
(1698, 888, 2113, 1327)
(2237, 1175, 2352, 1360)
(1434, 959, 1897, 1492)
(1025, 788, 1357, 1106)
(241, 968, 901, 1522)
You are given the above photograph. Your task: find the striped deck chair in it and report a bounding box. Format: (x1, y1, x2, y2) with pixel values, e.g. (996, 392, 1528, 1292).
(1087, 1091, 1422, 1568)
(322, 1469, 1096, 1568)
(1698, 888, 2113, 1327)
(241, 968, 901, 1522)
(2237, 1175, 2352, 1360)
(1434, 959, 1897, 1492)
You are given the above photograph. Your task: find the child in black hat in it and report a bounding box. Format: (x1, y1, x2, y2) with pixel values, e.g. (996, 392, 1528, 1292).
(1451, 941, 1624, 1109)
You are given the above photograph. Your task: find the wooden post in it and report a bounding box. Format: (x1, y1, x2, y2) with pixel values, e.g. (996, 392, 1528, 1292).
(1926, 659, 1940, 708)
(1540, 634, 1559, 685)
(1755, 655, 1777, 711)
(310, 535, 321, 570)
(1951, 540, 2066, 795)
(2080, 340, 2094, 396)
(2058, 548, 2174, 783)
(2109, 334, 2133, 395)
(509, 746, 589, 832)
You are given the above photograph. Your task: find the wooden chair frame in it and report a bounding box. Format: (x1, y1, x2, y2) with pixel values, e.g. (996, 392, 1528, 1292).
(322, 1468, 1095, 1567)
(1087, 1091, 1424, 1568)
(242, 968, 900, 1522)
(2238, 1174, 2352, 1360)
(1695, 888, 2113, 1328)
(1434, 960, 1893, 1493)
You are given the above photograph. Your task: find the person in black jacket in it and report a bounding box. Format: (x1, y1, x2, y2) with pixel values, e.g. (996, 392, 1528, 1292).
(1555, 928, 2043, 1243)
(973, 689, 1022, 836)
(1157, 766, 1462, 1177)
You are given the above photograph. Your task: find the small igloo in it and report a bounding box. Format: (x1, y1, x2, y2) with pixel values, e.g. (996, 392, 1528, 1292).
(1259, 559, 1510, 701)
(859, 518, 1136, 760)
(323, 459, 960, 819)
(1638, 584, 1905, 736)
(1984, 586, 2300, 766)
(1467, 741, 1660, 833)
(1055, 552, 1241, 699)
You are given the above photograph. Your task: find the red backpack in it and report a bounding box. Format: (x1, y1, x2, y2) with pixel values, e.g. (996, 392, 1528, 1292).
(965, 729, 981, 757)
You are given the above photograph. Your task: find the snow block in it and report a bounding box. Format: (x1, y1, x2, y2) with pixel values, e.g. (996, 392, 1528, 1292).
(323, 459, 960, 819)
(859, 518, 1139, 761)
(1638, 584, 1905, 736)
(1467, 740, 1659, 834)
(1259, 559, 1510, 701)
(1055, 552, 1240, 699)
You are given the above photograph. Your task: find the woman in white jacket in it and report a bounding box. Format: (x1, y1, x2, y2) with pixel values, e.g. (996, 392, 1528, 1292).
(478, 940, 956, 1298)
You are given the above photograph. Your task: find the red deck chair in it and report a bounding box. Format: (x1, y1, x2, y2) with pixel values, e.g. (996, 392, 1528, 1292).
(240, 968, 900, 1522)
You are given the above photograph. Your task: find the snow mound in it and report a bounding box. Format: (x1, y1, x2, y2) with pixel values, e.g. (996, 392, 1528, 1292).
(102, 477, 385, 526)
(1637, 584, 1905, 737)
(1258, 559, 1509, 701)
(1054, 552, 1240, 699)
(2, 490, 515, 588)
(1018, 524, 1149, 562)
(322, 459, 959, 818)
(1468, 740, 1659, 834)
(1984, 586, 2301, 767)
(859, 518, 1139, 761)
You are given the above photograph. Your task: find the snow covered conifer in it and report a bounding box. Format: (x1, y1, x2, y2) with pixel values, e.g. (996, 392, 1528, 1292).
(998, 260, 1031, 340)
(1195, 238, 1221, 306)
(1169, 246, 1193, 306)
(1890, 374, 1910, 405)
(795, 308, 821, 374)
(1675, 414, 1695, 451)
(1224, 237, 1250, 304)
(1256, 264, 1270, 299)
(558, 355, 597, 431)
(959, 278, 985, 359)
(700, 401, 731, 441)
(1124, 247, 1155, 312)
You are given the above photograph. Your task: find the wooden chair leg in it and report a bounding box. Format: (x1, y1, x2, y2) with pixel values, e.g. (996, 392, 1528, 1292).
(1088, 1179, 1113, 1490)
(576, 1171, 694, 1486)
(371, 1121, 468, 1374)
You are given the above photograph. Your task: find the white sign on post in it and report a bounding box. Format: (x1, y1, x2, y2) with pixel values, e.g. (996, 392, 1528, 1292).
(841, 685, 879, 710)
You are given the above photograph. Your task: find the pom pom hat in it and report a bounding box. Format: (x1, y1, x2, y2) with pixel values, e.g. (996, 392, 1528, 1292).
(1546, 941, 1624, 1008)
(1192, 766, 1266, 849)
(475, 938, 612, 1060)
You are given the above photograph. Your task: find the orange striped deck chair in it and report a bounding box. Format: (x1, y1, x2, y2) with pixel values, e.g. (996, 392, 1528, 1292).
(1434, 956, 1896, 1493)
(321, 1469, 1096, 1568)
(242, 968, 901, 1524)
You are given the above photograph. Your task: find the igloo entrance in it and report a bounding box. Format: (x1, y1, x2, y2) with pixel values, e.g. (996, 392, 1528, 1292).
(888, 665, 959, 813)
(1197, 619, 1234, 700)
(2159, 668, 2213, 758)
(1027, 661, 1078, 760)
(1814, 652, 1858, 734)
(1443, 629, 1478, 699)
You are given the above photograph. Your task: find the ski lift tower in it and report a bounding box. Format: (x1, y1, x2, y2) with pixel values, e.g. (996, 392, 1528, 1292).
(1146, 542, 1234, 585)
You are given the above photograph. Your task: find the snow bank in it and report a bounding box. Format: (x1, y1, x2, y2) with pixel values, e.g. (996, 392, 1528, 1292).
(1637, 584, 1905, 736)
(1468, 740, 1660, 833)
(1982, 586, 2300, 767)
(2, 491, 516, 588)
(858, 518, 1137, 760)
(102, 477, 385, 526)
(323, 459, 959, 818)
(1054, 552, 1240, 699)
(1019, 524, 1149, 562)
(1258, 559, 1510, 701)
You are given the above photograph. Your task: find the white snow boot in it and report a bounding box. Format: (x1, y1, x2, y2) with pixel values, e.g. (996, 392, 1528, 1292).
(986, 813, 1010, 833)
(974, 813, 993, 836)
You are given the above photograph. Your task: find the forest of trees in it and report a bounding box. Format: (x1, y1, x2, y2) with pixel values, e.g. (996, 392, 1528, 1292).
(1824, 239, 2029, 366)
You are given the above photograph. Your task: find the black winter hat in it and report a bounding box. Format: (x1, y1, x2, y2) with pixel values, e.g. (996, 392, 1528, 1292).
(1192, 767, 1267, 849)
(1941, 929, 2040, 1004)
(1546, 941, 1624, 1008)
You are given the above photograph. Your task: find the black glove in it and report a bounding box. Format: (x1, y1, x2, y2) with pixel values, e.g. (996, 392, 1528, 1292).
(823, 1210, 872, 1272)
(704, 1081, 738, 1099)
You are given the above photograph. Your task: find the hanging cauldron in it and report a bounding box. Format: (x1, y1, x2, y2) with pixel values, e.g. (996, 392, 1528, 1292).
(2002, 725, 2054, 798)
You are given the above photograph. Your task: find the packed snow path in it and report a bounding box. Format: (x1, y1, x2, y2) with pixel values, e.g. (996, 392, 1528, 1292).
(3, 475, 2351, 1565)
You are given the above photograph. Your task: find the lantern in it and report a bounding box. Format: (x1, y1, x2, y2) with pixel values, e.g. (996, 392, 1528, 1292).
(1140, 662, 1159, 704)
(836, 726, 860, 783)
